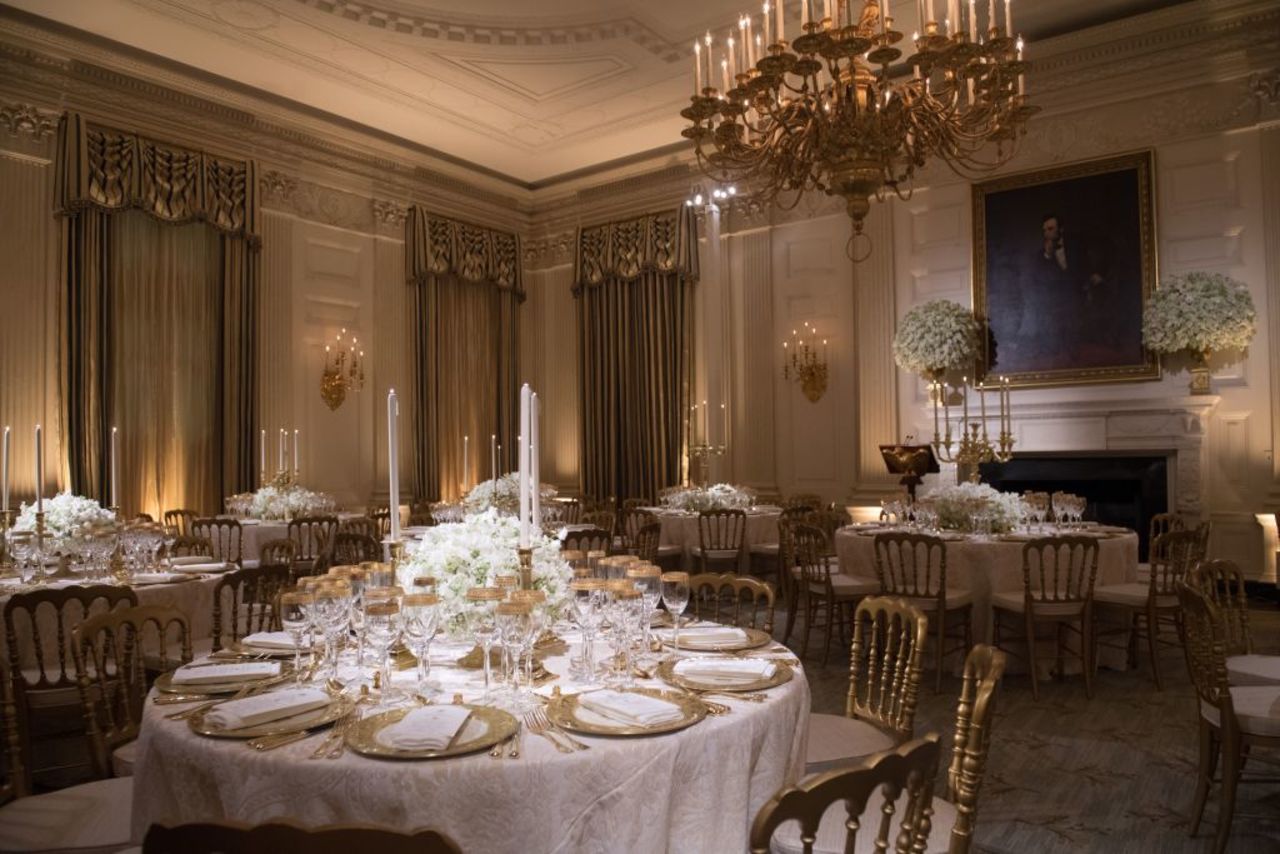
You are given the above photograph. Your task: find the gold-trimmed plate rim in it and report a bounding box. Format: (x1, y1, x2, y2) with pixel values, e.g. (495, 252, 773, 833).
(188, 694, 355, 739)
(656, 657, 793, 693)
(228, 640, 302, 659)
(657, 625, 772, 652)
(344, 704, 517, 760)
(547, 686, 707, 737)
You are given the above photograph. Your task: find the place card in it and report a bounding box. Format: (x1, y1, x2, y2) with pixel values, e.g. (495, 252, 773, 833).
(171, 661, 280, 686)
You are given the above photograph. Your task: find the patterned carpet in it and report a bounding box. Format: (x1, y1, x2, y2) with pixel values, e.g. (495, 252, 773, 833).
(801, 601, 1280, 853)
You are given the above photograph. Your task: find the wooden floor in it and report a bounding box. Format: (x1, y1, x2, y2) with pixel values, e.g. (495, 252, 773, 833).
(800, 600, 1280, 853)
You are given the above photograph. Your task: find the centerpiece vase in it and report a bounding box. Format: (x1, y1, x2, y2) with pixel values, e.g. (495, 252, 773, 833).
(1188, 349, 1212, 395)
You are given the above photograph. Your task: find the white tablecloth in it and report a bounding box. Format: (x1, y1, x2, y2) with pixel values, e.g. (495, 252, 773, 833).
(0, 574, 222, 672)
(131, 634, 810, 853)
(643, 509, 782, 570)
(835, 527, 1139, 670)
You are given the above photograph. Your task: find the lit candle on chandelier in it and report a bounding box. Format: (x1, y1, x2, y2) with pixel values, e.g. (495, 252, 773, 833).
(721, 57, 730, 94)
(1016, 38, 1025, 95)
(1005, 0, 1013, 35)
(772, 0, 784, 43)
(704, 32, 714, 91)
(693, 40, 702, 94)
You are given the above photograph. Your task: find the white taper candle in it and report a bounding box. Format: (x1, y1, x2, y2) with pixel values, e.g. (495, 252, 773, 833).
(387, 389, 400, 543)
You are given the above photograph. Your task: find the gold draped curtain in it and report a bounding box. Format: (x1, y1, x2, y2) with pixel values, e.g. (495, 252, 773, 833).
(574, 207, 698, 502)
(406, 207, 522, 502)
(56, 112, 259, 515)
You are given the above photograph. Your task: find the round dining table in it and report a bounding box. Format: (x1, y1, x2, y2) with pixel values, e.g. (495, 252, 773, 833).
(835, 525, 1140, 670)
(641, 507, 782, 571)
(131, 630, 810, 853)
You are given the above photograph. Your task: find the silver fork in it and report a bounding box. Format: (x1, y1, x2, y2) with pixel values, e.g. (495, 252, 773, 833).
(530, 707, 590, 751)
(522, 711, 573, 753)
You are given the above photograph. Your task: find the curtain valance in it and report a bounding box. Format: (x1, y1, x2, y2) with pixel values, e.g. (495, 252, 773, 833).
(407, 206, 522, 297)
(573, 206, 699, 292)
(55, 112, 259, 243)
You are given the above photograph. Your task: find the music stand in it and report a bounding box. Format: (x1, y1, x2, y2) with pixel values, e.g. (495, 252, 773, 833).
(879, 444, 940, 503)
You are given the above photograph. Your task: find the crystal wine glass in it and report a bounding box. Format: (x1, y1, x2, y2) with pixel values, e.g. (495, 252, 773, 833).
(569, 578, 604, 682)
(279, 591, 313, 684)
(465, 587, 502, 701)
(661, 571, 690, 651)
(401, 592, 441, 695)
(364, 600, 402, 705)
(626, 564, 662, 662)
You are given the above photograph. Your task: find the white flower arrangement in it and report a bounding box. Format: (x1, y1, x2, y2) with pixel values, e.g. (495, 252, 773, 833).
(13, 492, 117, 548)
(1142, 272, 1257, 356)
(892, 300, 981, 377)
(397, 508, 573, 632)
(462, 474, 557, 517)
(245, 483, 334, 521)
(662, 483, 756, 513)
(919, 481, 1025, 534)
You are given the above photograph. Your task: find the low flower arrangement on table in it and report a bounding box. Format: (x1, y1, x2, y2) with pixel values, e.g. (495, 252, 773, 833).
(238, 483, 335, 521)
(396, 507, 572, 634)
(13, 491, 117, 552)
(917, 482, 1026, 535)
(462, 474, 558, 517)
(661, 483, 757, 513)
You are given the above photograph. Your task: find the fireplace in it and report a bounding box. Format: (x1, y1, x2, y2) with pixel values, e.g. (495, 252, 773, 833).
(979, 453, 1169, 560)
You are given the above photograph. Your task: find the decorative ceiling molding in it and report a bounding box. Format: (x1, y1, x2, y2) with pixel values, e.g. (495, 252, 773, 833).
(523, 230, 575, 270)
(290, 0, 685, 61)
(0, 100, 57, 139)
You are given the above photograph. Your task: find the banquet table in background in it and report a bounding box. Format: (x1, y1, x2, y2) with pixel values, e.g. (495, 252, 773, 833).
(131, 639, 810, 853)
(641, 508, 782, 571)
(0, 574, 222, 671)
(835, 527, 1140, 670)
(235, 520, 288, 565)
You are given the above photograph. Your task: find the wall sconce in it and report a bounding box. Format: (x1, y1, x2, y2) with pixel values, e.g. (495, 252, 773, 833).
(320, 327, 365, 411)
(782, 321, 828, 403)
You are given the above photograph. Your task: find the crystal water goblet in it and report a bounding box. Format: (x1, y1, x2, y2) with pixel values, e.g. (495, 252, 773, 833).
(279, 591, 313, 684)
(364, 600, 402, 705)
(465, 587, 501, 701)
(626, 565, 662, 660)
(570, 579, 604, 681)
(661, 571, 690, 650)
(401, 592, 441, 695)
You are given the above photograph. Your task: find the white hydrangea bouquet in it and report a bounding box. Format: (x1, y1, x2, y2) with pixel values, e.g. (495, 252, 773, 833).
(920, 481, 1025, 534)
(245, 483, 334, 521)
(892, 300, 982, 378)
(1142, 272, 1256, 393)
(14, 492, 117, 550)
(397, 508, 572, 635)
(462, 473, 557, 517)
(662, 483, 756, 513)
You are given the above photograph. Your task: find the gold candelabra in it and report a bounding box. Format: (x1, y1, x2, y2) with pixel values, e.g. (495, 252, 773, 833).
(930, 372, 1014, 483)
(681, 0, 1037, 260)
(320, 327, 365, 411)
(782, 321, 829, 402)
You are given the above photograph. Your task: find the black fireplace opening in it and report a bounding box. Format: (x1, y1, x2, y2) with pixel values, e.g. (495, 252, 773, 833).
(978, 453, 1169, 561)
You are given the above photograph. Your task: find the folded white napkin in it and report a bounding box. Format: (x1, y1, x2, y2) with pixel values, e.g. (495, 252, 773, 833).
(168, 555, 211, 566)
(171, 561, 230, 574)
(666, 626, 749, 646)
(579, 689, 684, 726)
(239, 519, 261, 525)
(171, 661, 281, 686)
(241, 631, 298, 651)
(204, 687, 329, 730)
(131, 572, 185, 586)
(375, 706, 473, 751)
(673, 658, 777, 684)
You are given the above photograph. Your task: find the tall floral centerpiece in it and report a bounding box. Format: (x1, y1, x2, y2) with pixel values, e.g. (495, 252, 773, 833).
(396, 508, 572, 636)
(13, 492, 117, 553)
(892, 300, 982, 384)
(463, 474, 557, 517)
(1142, 272, 1257, 395)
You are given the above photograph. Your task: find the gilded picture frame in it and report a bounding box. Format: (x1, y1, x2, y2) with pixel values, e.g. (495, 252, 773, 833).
(972, 150, 1160, 388)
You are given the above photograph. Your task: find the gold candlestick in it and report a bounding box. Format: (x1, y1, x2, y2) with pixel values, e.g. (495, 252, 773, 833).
(0, 509, 12, 571)
(517, 547, 533, 591)
(931, 378, 1014, 483)
(387, 540, 405, 574)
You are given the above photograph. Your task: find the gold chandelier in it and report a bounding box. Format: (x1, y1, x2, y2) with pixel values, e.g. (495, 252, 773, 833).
(681, 0, 1038, 259)
(320, 328, 365, 411)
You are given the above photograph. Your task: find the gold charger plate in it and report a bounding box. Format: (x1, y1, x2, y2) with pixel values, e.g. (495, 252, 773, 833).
(345, 704, 518, 760)
(188, 694, 355, 739)
(659, 625, 772, 652)
(546, 687, 707, 737)
(656, 657, 793, 693)
(156, 664, 292, 695)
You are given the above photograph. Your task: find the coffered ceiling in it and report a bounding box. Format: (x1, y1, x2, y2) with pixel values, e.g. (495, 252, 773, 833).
(2, 0, 1183, 186)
